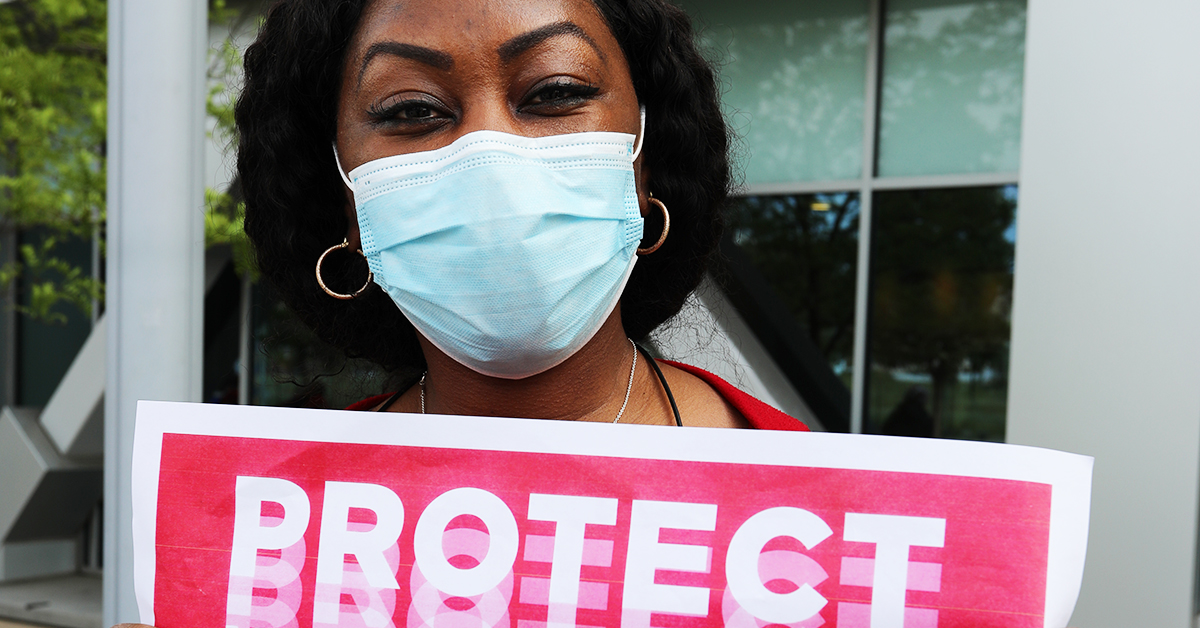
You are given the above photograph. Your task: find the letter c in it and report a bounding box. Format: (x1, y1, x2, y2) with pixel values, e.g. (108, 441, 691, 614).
(725, 507, 833, 624)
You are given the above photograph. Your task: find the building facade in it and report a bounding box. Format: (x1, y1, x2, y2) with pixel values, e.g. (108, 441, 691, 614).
(1, 0, 1198, 626)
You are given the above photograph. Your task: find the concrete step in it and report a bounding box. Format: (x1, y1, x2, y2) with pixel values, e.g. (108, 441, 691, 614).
(0, 574, 100, 628)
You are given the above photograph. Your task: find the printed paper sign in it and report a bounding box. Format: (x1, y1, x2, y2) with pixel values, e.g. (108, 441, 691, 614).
(131, 401, 1091, 628)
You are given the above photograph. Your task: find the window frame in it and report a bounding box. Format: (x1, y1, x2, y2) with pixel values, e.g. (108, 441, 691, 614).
(732, 0, 1021, 433)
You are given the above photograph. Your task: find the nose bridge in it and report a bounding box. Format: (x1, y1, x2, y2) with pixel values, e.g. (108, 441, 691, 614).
(459, 87, 521, 137)
(446, 57, 524, 138)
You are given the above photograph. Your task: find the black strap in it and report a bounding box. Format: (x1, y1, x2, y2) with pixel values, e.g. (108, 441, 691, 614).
(375, 388, 405, 412)
(635, 342, 683, 427)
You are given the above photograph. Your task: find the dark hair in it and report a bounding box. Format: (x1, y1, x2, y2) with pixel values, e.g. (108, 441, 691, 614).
(236, 0, 730, 373)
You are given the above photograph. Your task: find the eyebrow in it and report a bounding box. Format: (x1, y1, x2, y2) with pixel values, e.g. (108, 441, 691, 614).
(497, 21, 606, 64)
(358, 41, 454, 86)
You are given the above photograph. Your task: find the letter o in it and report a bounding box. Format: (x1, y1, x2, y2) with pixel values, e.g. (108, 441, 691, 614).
(413, 487, 519, 598)
(725, 507, 833, 624)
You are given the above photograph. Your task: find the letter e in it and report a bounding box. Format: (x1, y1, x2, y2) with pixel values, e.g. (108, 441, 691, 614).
(622, 500, 717, 621)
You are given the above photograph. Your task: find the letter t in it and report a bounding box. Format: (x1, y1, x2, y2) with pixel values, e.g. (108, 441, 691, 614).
(528, 494, 619, 628)
(843, 513, 946, 628)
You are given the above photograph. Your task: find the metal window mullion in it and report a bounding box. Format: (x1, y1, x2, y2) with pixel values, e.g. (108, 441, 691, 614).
(872, 171, 1019, 190)
(1, 229, 14, 406)
(92, 205, 102, 325)
(238, 273, 251, 405)
(739, 179, 864, 196)
(850, 0, 884, 435)
(736, 171, 1020, 198)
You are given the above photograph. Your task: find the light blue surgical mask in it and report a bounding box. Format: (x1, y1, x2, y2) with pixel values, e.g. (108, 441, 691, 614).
(335, 113, 646, 379)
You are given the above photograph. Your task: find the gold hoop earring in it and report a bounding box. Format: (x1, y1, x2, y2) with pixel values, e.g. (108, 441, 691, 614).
(316, 238, 373, 300)
(637, 196, 670, 255)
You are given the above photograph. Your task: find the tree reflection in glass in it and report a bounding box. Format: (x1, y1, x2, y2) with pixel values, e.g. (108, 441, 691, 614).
(681, 0, 870, 184)
(877, 0, 1027, 177)
(251, 283, 395, 409)
(867, 185, 1016, 441)
(728, 193, 860, 386)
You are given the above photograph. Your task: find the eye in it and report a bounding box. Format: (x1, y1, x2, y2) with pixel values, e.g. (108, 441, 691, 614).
(521, 79, 599, 112)
(367, 94, 451, 127)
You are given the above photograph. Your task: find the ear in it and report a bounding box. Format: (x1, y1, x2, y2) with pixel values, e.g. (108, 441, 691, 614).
(334, 138, 362, 248)
(636, 161, 653, 218)
(344, 200, 362, 250)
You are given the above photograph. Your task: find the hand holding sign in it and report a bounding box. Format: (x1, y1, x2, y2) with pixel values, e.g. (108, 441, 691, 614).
(131, 401, 1091, 628)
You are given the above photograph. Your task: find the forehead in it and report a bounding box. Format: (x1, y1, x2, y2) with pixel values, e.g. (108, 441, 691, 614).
(352, 0, 615, 53)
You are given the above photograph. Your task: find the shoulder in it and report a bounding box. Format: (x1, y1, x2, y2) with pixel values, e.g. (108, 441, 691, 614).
(346, 393, 393, 411)
(660, 360, 810, 431)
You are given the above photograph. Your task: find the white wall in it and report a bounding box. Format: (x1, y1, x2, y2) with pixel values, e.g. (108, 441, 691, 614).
(1006, 0, 1200, 626)
(105, 0, 207, 623)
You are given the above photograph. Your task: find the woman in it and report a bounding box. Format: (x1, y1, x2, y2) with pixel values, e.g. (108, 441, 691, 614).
(236, 0, 807, 431)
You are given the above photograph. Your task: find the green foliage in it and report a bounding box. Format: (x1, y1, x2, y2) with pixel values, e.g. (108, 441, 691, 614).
(0, 235, 100, 323)
(204, 0, 254, 278)
(1, 0, 255, 324)
(206, 189, 256, 280)
(0, 0, 107, 323)
(206, 9, 240, 139)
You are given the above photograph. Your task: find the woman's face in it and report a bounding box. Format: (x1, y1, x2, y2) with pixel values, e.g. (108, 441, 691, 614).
(335, 0, 647, 228)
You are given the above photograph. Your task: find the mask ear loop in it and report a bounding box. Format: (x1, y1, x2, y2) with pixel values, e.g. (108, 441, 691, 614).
(333, 142, 354, 191)
(631, 106, 646, 162)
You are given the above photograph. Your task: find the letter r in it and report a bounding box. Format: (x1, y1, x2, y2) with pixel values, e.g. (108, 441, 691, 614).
(315, 481, 405, 590)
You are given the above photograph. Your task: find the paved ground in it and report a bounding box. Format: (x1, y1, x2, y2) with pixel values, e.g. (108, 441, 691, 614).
(0, 575, 100, 628)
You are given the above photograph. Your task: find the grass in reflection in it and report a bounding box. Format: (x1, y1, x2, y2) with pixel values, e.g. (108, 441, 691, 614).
(869, 185, 1016, 441)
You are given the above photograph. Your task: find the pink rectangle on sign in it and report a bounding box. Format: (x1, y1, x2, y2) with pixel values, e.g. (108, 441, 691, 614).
(523, 535, 614, 567)
(519, 576, 549, 605)
(840, 557, 942, 592)
(524, 535, 554, 563)
(518, 576, 610, 610)
(837, 602, 938, 628)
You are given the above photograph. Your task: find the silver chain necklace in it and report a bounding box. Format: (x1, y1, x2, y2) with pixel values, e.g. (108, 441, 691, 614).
(612, 338, 638, 423)
(420, 338, 638, 423)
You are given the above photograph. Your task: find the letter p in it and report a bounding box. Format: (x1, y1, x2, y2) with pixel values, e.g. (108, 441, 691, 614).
(229, 476, 311, 578)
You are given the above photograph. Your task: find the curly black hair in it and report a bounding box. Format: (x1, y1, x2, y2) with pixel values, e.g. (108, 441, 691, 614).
(236, 0, 730, 374)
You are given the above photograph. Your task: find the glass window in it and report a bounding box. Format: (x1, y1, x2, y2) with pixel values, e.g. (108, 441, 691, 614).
(866, 185, 1016, 440)
(251, 283, 392, 409)
(680, 0, 870, 184)
(720, 193, 858, 429)
(203, 260, 243, 404)
(728, 193, 860, 385)
(876, 0, 1027, 177)
(16, 229, 93, 406)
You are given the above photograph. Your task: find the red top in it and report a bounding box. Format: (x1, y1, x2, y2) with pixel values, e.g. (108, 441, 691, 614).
(661, 360, 809, 431)
(347, 361, 810, 432)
